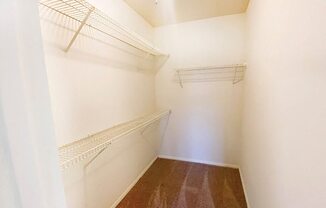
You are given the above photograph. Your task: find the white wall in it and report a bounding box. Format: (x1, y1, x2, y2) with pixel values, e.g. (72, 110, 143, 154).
(87, 0, 154, 43)
(241, 0, 326, 207)
(39, 0, 169, 207)
(62, 117, 169, 208)
(40, 0, 157, 146)
(154, 14, 246, 166)
(0, 0, 66, 207)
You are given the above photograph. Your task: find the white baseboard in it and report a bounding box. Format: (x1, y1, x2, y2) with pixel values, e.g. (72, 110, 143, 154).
(239, 168, 251, 208)
(158, 155, 239, 169)
(110, 156, 158, 208)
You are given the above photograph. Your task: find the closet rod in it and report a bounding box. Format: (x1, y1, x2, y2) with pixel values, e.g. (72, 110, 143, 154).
(176, 64, 246, 72)
(178, 71, 245, 75)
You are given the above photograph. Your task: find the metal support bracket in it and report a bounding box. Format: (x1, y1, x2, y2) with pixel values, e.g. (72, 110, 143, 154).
(65, 6, 95, 52)
(84, 141, 111, 169)
(140, 111, 171, 135)
(177, 70, 183, 88)
(233, 65, 239, 84)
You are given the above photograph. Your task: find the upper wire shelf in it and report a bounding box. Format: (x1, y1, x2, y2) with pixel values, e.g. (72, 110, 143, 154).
(59, 110, 171, 170)
(175, 64, 246, 88)
(39, 0, 167, 56)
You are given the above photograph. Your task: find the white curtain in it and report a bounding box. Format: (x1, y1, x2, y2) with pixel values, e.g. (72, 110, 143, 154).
(0, 0, 67, 208)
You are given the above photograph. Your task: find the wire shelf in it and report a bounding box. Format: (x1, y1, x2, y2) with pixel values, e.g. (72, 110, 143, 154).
(175, 64, 246, 87)
(39, 0, 167, 56)
(59, 110, 171, 170)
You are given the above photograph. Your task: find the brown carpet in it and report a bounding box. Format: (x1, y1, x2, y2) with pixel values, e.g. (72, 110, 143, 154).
(117, 158, 247, 208)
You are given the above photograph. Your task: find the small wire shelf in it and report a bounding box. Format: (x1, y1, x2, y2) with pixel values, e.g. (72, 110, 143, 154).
(39, 0, 167, 56)
(59, 110, 171, 170)
(175, 64, 246, 87)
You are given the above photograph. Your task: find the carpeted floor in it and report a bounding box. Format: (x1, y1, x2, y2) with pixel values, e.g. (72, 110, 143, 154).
(117, 158, 247, 208)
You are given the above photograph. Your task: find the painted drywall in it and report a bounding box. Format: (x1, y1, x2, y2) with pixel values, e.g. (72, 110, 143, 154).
(88, 0, 154, 42)
(124, 0, 249, 26)
(39, 0, 168, 207)
(0, 0, 66, 207)
(241, 0, 326, 207)
(154, 14, 246, 166)
(62, 117, 169, 208)
(40, 0, 157, 146)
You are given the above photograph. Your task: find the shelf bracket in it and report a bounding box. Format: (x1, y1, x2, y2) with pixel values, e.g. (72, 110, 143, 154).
(177, 70, 183, 88)
(141, 111, 171, 135)
(65, 6, 95, 52)
(84, 142, 111, 169)
(233, 65, 239, 84)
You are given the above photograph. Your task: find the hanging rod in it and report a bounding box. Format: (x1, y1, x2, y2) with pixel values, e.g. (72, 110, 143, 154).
(58, 110, 171, 170)
(39, 0, 167, 56)
(175, 64, 246, 87)
(176, 64, 246, 72)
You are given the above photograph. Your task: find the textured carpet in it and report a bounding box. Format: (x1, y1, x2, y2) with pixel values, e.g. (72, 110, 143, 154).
(117, 158, 247, 208)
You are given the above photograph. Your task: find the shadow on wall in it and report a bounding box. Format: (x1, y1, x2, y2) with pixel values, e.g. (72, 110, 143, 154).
(38, 7, 169, 74)
(61, 116, 170, 208)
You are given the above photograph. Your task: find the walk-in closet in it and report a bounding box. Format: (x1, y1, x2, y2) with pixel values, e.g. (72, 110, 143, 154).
(1, 0, 326, 208)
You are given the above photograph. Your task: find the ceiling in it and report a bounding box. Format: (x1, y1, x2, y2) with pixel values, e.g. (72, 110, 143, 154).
(124, 0, 249, 27)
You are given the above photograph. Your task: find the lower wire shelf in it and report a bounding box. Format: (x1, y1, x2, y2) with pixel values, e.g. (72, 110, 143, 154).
(59, 110, 171, 170)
